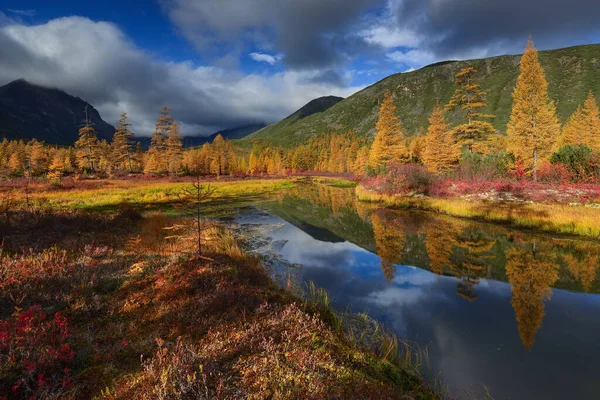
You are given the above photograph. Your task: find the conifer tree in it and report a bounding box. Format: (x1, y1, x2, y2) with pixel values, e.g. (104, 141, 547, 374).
(560, 92, 600, 151)
(353, 146, 370, 177)
(423, 106, 460, 173)
(144, 154, 160, 175)
(74, 111, 99, 172)
(8, 152, 23, 176)
(149, 106, 174, 173)
(446, 67, 495, 152)
(368, 91, 408, 169)
(112, 112, 135, 172)
(507, 37, 560, 180)
(166, 121, 183, 175)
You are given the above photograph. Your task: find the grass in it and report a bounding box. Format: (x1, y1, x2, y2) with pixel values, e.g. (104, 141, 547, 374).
(7, 178, 296, 212)
(239, 44, 600, 147)
(0, 192, 440, 398)
(356, 184, 600, 238)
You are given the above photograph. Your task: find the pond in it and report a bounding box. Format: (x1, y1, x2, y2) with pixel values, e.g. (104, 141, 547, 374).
(229, 182, 600, 400)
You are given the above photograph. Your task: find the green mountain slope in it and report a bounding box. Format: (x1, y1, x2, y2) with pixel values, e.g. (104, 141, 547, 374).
(241, 44, 600, 148)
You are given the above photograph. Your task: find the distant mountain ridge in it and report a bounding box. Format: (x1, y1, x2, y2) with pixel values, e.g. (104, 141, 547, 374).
(0, 79, 114, 145)
(239, 44, 600, 147)
(243, 95, 344, 143)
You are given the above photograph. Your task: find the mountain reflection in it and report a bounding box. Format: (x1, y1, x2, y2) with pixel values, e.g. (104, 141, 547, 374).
(265, 183, 600, 349)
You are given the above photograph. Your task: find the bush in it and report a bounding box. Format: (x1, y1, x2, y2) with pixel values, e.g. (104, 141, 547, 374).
(550, 145, 599, 181)
(455, 151, 513, 181)
(0, 306, 75, 398)
(537, 162, 575, 184)
(386, 163, 433, 194)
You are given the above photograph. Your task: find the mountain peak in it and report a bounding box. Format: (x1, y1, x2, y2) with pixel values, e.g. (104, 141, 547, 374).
(0, 81, 114, 145)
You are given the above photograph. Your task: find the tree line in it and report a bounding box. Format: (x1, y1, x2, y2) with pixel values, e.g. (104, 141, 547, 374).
(1, 37, 598, 182)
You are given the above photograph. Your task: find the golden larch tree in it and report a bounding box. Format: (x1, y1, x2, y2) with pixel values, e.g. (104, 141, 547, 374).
(507, 37, 560, 181)
(505, 241, 558, 350)
(422, 106, 460, 173)
(149, 106, 174, 173)
(368, 91, 408, 169)
(446, 67, 495, 152)
(165, 121, 183, 175)
(559, 92, 600, 151)
(74, 116, 99, 172)
(112, 112, 135, 172)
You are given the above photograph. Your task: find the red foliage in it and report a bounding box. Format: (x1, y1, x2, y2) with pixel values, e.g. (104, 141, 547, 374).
(537, 162, 575, 184)
(0, 306, 74, 398)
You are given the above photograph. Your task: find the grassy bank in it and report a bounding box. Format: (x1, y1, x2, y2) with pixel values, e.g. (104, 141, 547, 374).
(0, 201, 438, 399)
(6, 178, 296, 211)
(356, 184, 600, 238)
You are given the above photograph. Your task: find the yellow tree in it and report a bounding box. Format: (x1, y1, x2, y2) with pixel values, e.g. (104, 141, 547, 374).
(559, 92, 600, 151)
(112, 112, 135, 172)
(149, 106, 173, 173)
(505, 241, 558, 350)
(368, 91, 408, 169)
(353, 146, 370, 177)
(165, 121, 183, 175)
(446, 67, 495, 152)
(422, 106, 460, 173)
(74, 119, 99, 172)
(507, 37, 560, 181)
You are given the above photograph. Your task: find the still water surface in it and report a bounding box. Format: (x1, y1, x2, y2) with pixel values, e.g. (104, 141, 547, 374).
(231, 183, 600, 399)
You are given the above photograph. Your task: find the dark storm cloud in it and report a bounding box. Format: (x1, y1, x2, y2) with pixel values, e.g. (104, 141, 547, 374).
(0, 17, 360, 136)
(394, 0, 600, 57)
(164, 0, 386, 69)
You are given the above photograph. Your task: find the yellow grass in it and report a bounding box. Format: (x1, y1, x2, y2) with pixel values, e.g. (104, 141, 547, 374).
(13, 179, 296, 211)
(356, 184, 600, 238)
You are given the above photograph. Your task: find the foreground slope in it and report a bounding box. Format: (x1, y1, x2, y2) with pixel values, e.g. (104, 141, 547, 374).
(0, 79, 114, 145)
(241, 44, 600, 147)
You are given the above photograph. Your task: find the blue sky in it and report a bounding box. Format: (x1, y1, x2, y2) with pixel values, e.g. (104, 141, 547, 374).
(1, 0, 599, 136)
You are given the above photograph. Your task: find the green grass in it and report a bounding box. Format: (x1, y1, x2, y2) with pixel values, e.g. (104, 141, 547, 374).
(18, 179, 296, 212)
(239, 44, 600, 148)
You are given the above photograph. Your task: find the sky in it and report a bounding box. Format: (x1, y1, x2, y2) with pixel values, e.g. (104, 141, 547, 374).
(0, 0, 599, 137)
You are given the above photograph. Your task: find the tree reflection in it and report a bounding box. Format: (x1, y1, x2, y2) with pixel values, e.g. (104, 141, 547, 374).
(506, 240, 559, 350)
(372, 212, 405, 283)
(562, 244, 599, 293)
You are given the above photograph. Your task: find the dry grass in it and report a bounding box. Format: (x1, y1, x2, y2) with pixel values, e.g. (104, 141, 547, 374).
(0, 205, 438, 399)
(356, 184, 600, 238)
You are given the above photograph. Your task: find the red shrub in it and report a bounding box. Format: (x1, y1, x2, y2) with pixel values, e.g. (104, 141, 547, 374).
(537, 162, 575, 184)
(0, 306, 75, 398)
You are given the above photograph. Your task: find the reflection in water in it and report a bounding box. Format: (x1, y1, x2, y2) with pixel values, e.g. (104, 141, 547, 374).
(505, 240, 558, 350)
(248, 183, 600, 399)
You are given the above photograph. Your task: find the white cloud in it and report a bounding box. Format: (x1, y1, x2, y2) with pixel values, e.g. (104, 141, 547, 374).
(386, 49, 437, 69)
(0, 17, 363, 136)
(360, 25, 421, 49)
(249, 52, 283, 65)
(7, 9, 36, 17)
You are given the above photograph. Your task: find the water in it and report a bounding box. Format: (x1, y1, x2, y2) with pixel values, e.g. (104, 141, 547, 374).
(231, 183, 600, 399)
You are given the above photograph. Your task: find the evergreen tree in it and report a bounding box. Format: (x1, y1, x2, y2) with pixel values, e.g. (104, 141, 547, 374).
(446, 67, 495, 152)
(507, 37, 560, 181)
(368, 91, 408, 169)
(422, 106, 459, 173)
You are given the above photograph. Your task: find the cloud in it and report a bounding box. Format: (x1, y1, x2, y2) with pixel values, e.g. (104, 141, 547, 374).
(390, 0, 600, 59)
(7, 9, 36, 17)
(386, 49, 436, 69)
(249, 52, 282, 65)
(163, 0, 385, 69)
(0, 17, 362, 136)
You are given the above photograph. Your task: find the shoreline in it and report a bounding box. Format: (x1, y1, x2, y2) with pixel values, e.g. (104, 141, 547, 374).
(356, 184, 600, 240)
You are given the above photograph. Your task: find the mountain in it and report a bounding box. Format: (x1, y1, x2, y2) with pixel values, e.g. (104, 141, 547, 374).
(135, 123, 265, 149)
(239, 44, 600, 147)
(205, 123, 266, 143)
(0, 79, 115, 145)
(242, 95, 344, 144)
